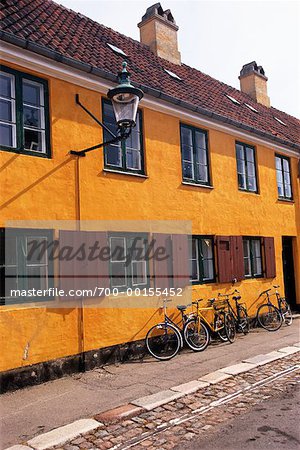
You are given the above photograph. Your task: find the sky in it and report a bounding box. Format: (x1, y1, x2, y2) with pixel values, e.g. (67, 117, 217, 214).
(56, 0, 300, 118)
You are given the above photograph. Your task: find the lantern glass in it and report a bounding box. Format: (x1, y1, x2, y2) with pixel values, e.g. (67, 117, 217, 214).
(111, 92, 139, 129)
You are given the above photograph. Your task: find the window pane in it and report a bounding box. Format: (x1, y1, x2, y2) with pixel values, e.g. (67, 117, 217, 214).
(237, 159, 246, 175)
(196, 148, 207, 165)
(183, 161, 194, 180)
(253, 257, 262, 276)
(181, 127, 193, 146)
(23, 105, 43, 128)
(276, 169, 283, 185)
(110, 237, 126, 262)
(195, 131, 206, 149)
(252, 239, 261, 258)
(5, 266, 18, 297)
(0, 99, 12, 122)
(0, 73, 14, 98)
(243, 240, 251, 276)
(5, 236, 17, 266)
(277, 182, 284, 197)
(196, 164, 208, 182)
(248, 176, 257, 192)
(238, 173, 246, 189)
(190, 259, 199, 281)
(236, 144, 244, 160)
(246, 161, 255, 177)
(126, 148, 141, 170)
(24, 128, 45, 152)
(284, 184, 292, 198)
(105, 144, 122, 167)
(23, 80, 43, 106)
(111, 262, 126, 287)
(275, 157, 281, 170)
(132, 261, 147, 286)
(282, 159, 289, 172)
(0, 123, 15, 147)
(182, 144, 193, 162)
(246, 147, 254, 162)
(27, 266, 48, 290)
(201, 239, 212, 259)
(26, 237, 47, 265)
(203, 259, 214, 280)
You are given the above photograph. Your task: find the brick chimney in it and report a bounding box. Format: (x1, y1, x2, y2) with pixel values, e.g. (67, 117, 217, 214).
(138, 3, 181, 65)
(239, 61, 270, 107)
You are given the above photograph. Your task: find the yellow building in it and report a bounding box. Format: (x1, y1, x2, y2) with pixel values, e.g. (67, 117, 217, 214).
(0, 1, 299, 391)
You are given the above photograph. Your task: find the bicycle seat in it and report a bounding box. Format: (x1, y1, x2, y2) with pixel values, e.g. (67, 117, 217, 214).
(233, 296, 241, 301)
(177, 305, 187, 311)
(273, 285, 280, 289)
(208, 298, 215, 303)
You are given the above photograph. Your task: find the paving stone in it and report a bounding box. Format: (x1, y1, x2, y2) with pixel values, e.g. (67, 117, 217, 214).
(4, 447, 33, 450)
(278, 346, 300, 355)
(243, 351, 284, 366)
(198, 370, 232, 384)
(132, 390, 183, 411)
(171, 380, 209, 395)
(219, 362, 257, 375)
(94, 403, 144, 424)
(27, 419, 101, 450)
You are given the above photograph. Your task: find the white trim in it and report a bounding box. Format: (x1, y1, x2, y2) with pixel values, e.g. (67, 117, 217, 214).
(1, 42, 299, 159)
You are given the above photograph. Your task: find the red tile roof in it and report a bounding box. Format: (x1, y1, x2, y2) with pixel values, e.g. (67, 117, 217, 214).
(1, 0, 299, 151)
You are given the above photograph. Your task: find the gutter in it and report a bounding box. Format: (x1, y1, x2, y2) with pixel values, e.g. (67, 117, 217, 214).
(1, 30, 299, 154)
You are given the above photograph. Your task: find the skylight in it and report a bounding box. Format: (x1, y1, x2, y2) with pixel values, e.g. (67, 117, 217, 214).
(244, 103, 258, 113)
(164, 69, 182, 81)
(274, 117, 287, 126)
(107, 43, 127, 57)
(225, 94, 240, 105)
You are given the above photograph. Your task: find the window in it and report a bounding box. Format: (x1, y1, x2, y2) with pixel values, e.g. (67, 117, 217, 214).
(189, 236, 215, 283)
(180, 124, 211, 185)
(107, 43, 127, 57)
(109, 234, 149, 289)
(243, 237, 262, 278)
(0, 66, 50, 157)
(275, 154, 292, 200)
(236, 142, 258, 192)
(0, 229, 54, 304)
(102, 99, 144, 174)
(164, 69, 182, 81)
(225, 94, 240, 105)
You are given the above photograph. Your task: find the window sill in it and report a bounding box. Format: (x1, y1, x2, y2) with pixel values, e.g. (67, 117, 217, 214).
(277, 197, 294, 204)
(0, 146, 51, 158)
(238, 189, 259, 195)
(103, 168, 148, 179)
(182, 181, 213, 189)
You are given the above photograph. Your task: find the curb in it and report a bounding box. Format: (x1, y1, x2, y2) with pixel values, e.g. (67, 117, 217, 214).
(5, 342, 300, 450)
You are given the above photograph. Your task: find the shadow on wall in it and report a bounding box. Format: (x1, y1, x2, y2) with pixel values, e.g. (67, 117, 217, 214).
(0, 157, 73, 210)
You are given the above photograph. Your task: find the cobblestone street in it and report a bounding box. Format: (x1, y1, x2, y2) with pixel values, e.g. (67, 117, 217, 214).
(51, 352, 300, 450)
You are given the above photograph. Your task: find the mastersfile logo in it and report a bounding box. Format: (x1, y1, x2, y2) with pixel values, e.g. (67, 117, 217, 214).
(26, 237, 169, 266)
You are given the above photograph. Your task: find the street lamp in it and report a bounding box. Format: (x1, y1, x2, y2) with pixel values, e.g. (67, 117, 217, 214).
(70, 62, 144, 157)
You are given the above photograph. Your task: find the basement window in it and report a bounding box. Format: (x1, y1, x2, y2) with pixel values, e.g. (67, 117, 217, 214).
(274, 117, 287, 126)
(244, 103, 258, 113)
(164, 69, 182, 81)
(225, 94, 240, 105)
(107, 43, 127, 57)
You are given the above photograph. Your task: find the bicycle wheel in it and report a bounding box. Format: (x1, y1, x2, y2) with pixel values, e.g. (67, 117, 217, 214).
(146, 323, 181, 360)
(183, 317, 210, 351)
(257, 304, 283, 331)
(216, 312, 228, 342)
(238, 306, 250, 334)
(280, 299, 293, 326)
(224, 312, 236, 343)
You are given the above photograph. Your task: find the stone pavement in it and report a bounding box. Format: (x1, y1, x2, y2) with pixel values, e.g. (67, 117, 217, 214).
(5, 343, 300, 450)
(52, 352, 299, 450)
(2, 323, 299, 449)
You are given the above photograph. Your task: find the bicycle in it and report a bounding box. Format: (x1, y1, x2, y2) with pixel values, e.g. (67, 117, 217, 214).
(274, 285, 293, 326)
(145, 299, 209, 360)
(183, 297, 236, 348)
(218, 290, 250, 334)
(256, 287, 283, 331)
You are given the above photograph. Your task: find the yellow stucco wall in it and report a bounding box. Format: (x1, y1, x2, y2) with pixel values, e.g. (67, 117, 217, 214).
(0, 61, 299, 372)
